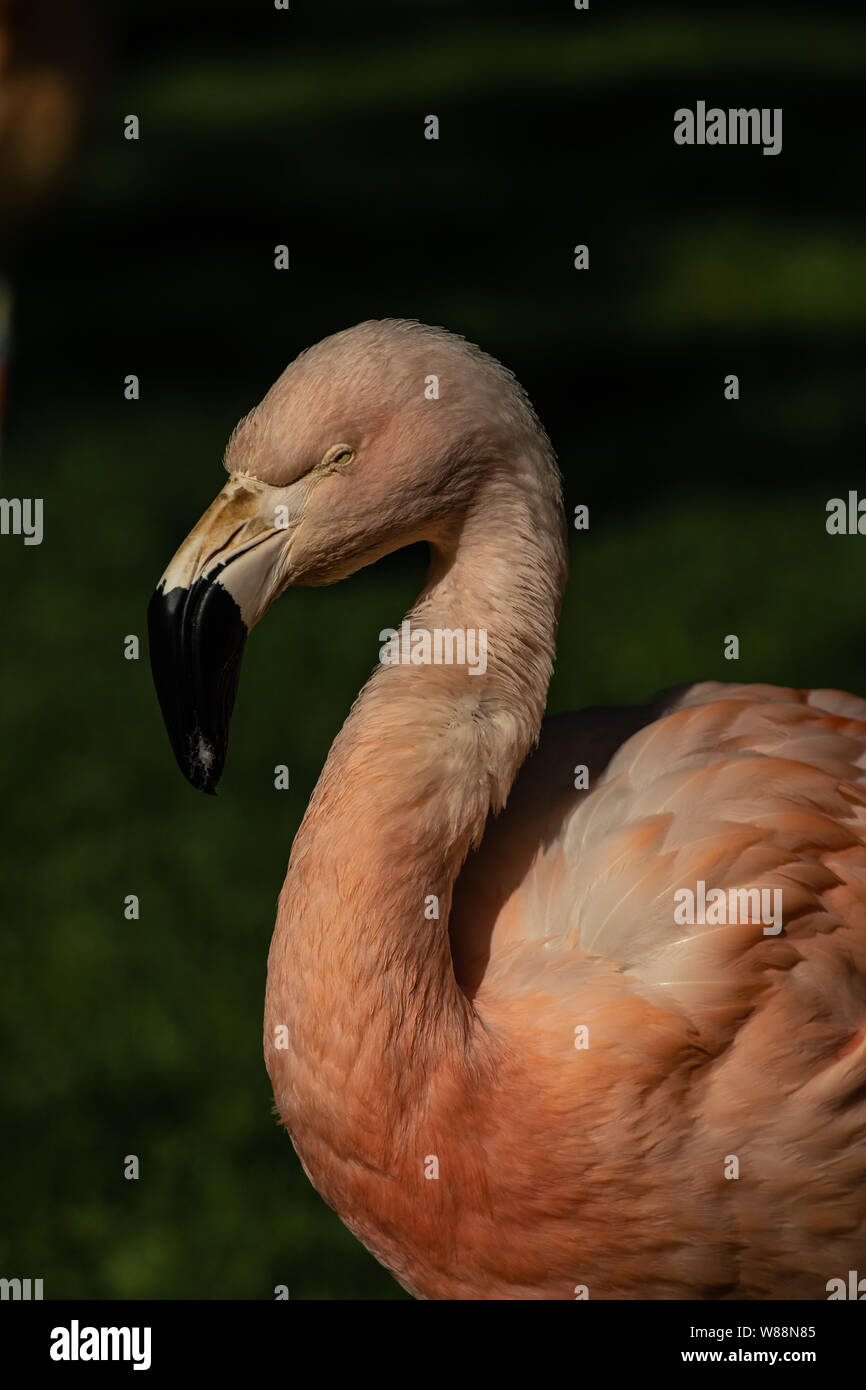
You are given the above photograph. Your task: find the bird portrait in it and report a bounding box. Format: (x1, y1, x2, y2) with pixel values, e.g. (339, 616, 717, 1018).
(148, 319, 866, 1300)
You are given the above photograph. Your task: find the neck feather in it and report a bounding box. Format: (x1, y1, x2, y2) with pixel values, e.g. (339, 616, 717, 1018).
(264, 443, 567, 1161)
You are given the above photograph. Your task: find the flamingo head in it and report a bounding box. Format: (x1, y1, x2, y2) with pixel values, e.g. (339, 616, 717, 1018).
(147, 318, 554, 792)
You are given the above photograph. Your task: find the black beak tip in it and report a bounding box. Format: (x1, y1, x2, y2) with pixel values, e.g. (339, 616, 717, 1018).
(183, 730, 223, 796)
(147, 577, 248, 795)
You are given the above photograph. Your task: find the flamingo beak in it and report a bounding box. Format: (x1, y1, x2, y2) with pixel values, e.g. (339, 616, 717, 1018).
(148, 566, 248, 794)
(147, 478, 293, 794)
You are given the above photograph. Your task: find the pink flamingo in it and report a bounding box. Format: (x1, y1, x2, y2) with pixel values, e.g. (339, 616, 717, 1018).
(149, 319, 866, 1299)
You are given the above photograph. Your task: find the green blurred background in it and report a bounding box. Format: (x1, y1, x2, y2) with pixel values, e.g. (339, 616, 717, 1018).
(0, 0, 864, 1298)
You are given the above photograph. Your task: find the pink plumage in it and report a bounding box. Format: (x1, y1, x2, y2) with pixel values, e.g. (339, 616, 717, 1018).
(150, 321, 866, 1299)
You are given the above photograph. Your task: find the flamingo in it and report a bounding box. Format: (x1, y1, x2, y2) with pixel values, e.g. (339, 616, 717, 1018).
(148, 319, 866, 1300)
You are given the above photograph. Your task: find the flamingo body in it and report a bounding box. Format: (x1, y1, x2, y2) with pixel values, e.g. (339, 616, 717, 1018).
(148, 320, 866, 1299)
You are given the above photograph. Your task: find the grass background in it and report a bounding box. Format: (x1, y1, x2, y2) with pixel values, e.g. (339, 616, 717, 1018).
(0, 0, 864, 1298)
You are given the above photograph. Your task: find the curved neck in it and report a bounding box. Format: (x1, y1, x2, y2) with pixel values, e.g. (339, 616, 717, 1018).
(264, 448, 567, 1162)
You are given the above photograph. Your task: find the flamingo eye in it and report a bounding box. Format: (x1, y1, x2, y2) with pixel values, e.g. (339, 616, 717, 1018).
(320, 444, 355, 469)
